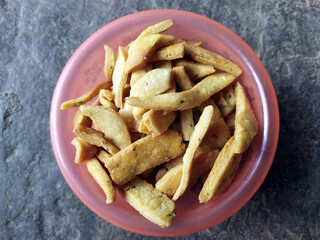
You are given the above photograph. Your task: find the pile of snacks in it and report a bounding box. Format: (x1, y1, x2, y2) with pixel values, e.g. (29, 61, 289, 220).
(61, 19, 258, 228)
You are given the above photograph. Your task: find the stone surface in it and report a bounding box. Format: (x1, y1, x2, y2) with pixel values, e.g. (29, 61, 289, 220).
(1, 0, 319, 239)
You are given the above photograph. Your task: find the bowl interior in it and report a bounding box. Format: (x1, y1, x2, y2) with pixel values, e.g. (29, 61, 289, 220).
(50, 9, 279, 236)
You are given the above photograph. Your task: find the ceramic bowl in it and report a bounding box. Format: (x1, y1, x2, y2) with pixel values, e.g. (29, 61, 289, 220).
(50, 9, 279, 236)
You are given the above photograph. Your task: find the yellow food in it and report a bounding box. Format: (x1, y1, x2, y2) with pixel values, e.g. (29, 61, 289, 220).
(73, 125, 119, 155)
(105, 130, 185, 185)
(126, 73, 237, 111)
(124, 176, 175, 228)
(71, 137, 97, 164)
(233, 82, 258, 153)
(184, 41, 243, 76)
(61, 19, 258, 228)
(199, 137, 242, 203)
(79, 105, 131, 150)
(86, 157, 116, 204)
(60, 81, 111, 109)
(172, 105, 213, 201)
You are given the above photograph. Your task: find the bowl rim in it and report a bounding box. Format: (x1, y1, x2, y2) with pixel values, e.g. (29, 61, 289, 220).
(50, 9, 279, 236)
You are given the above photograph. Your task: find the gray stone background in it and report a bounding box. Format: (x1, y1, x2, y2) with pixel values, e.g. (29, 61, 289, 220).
(1, 0, 319, 239)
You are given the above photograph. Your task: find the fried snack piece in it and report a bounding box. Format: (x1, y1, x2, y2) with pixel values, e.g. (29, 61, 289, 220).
(149, 42, 184, 61)
(131, 68, 172, 122)
(155, 141, 216, 181)
(130, 68, 172, 97)
(126, 73, 236, 111)
(118, 102, 139, 132)
(172, 66, 194, 91)
(213, 91, 234, 117)
(155, 154, 184, 182)
(99, 89, 118, 111)
(156, 150, 219, 197)
(130, 62, 153, 87)
(79, 105, 131, 150)
(223, 84, 236, 107)
(60, 81, 111, 109)
(141, 110, 177, 136)
(73, 125, 119, 155)
(128, 19, 173, 49)
(153, 60, 173, 69)
(184, 41, 243, 76)
(105, 130, 185, 185)
(71, 137, 98, 164)
(99, 89, 114, 101)
(234, 82, 258, 153)
(175, 59, 215, 81)
(179, 110, 194, 141)
(197, 98, 222, 121)
(86, 157, 116, 204)
(172, 66, 195, 140)
(125, 34, 175, 73)
(225, 110, 235, 134)
(199, 137, 243, 203)
(123, 176, 175, 228)
(72, 109, 92, 128)
(112, 46, 129, 108)
(202, 117, 231, 149)
(104, 45, 116, 81)
(96, 149, 112, 165)
(172, 105, 213, 201)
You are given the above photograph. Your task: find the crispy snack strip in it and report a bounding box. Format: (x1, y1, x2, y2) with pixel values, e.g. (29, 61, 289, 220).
(104, 45, 116, 81)
(141, 110, 177, 136)
(175, 59, 215, 81)
(112, 46, 129, 108)
(86, 157, 116, 204)
(79, 105, 131, 150)
(71, 137, 98, 164)
(199, 137, 242, 203)
(149, 42, 184, 61)
(172, 105, 213, 201)
(105, 130, 185, 185)
(124, 176, 175, 228)
(72, 110, 92, 128)
(126, 73, 236, 111)
(60, 81, 111, 109)
(73, 125, 119, 155)
(184, 41, 243, 77)
(125, 34, 175, 73)
(233, 82, 258, 153)
(156, 150, 219, 197)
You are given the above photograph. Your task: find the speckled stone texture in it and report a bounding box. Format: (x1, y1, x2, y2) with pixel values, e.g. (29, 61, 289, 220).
(1, 0, 319, 239)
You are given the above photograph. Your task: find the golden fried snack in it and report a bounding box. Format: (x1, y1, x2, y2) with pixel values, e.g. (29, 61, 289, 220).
(71, 137, 98, 164)
(126, 73, 237, 111)
(233, 82, 258, 153)
(125, 34, 175, 73)
(86, 157, 116, 204)
(175, 59, 215, 81)
(141, 110, 177, 136)
(79, 105, 131, 150)
(172, 105, 213, 201)
(60, 81, 111, 109)
(124, 176, 175, 228)
(156, 150, 219, 197)
(184, 41, 242, 76)
(104, 45, 116, 82)
(112, 46, 129, 108)
(72, 109, 92, 128)
(149, 42, 184, 61)
(73, 125, 119, 155)
(105, 130, 185, 185)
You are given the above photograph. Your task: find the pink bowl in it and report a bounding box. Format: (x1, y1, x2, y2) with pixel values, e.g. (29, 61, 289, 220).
(50, 9, 279, 236)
